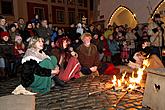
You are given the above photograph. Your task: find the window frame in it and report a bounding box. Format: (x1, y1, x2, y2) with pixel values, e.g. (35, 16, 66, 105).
(57, 0, 64, 4)
(67, 0, 75, 5)
(33, 7, 45, 20)
(56, 9, 65, 24)
(68, 10, 75, 24)
(0, 0, 14, 15)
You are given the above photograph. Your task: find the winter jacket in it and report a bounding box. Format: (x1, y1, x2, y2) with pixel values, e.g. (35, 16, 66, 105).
(0, 40, 14, 59)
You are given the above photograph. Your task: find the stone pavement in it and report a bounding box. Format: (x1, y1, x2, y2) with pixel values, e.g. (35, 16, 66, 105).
(0, 74, 150, 110)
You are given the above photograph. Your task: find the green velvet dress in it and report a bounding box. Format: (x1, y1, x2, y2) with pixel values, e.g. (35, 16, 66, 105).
(29, 56, 57, 94)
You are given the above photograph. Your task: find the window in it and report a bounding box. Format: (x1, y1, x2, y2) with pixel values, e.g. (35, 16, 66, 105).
(78, 0, 83, 6)
(84, 0, 87, 7)
(57, 0, 64, 3)
(78, 11, 85, 22)
(56, 10, 64, 23)
(90, 0, 93, 11)
(1, 0, 13, 15)
(77, 0, 87, 7)
(51, 0, 56, 3)
(68, 11, 75, 24)
(34, 7, 45, 20)
(67, 0, 75, 5)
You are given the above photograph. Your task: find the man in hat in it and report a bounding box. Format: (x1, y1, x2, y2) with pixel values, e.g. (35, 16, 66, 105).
(148, 13, 165, 58)
(77, 33, 100, 76)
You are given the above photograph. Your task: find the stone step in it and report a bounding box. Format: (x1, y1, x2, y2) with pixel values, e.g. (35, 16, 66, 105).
(0, 95, 35, 110)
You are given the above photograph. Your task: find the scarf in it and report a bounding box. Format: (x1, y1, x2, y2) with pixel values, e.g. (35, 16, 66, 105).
(22, 48, 49, 64)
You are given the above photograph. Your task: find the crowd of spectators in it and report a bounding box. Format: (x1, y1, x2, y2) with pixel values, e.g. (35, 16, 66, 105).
(0, 13, 164, 84)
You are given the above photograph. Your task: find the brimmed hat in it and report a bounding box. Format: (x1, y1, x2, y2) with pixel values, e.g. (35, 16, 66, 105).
(0, 32, 9, 38)
(80, 33, 92, 40)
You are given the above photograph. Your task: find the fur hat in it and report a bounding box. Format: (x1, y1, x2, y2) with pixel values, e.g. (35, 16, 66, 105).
(0, 32, 9, 38)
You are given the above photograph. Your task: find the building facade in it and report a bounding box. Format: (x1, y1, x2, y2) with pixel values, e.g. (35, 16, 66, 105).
(2, 0, 165, 28)
(97, 0, 165, 28)
(0, 0, 97, 28)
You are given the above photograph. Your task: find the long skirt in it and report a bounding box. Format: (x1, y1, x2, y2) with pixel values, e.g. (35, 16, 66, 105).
(30, 74, 52, 94)
(58, 57, 81, 82)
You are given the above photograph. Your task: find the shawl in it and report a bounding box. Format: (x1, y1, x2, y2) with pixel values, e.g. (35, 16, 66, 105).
(22, 48, 50, 64)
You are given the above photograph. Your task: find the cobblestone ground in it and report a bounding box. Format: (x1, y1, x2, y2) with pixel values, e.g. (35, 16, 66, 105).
(0, 74, 150, 110)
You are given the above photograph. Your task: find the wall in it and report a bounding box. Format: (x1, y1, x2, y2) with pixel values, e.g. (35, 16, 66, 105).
(97, 0, 163, 27)
(11, 0, 92, 28)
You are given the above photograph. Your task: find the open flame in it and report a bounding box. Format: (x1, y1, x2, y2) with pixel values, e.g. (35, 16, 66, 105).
(112, 57, 150, 90)
(112, 75, 117, 86)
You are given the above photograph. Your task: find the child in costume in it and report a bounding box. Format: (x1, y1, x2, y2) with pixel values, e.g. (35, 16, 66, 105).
(121, 41, 129, 63)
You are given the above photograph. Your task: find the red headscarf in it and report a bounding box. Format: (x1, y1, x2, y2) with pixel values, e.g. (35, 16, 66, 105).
(0, 32, 9, 38)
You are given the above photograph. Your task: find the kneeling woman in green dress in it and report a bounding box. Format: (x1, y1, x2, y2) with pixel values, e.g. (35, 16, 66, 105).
(12, 37, 60, 95)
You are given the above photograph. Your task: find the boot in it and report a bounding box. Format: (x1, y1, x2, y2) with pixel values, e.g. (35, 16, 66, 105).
(52, 76, 68, 87)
